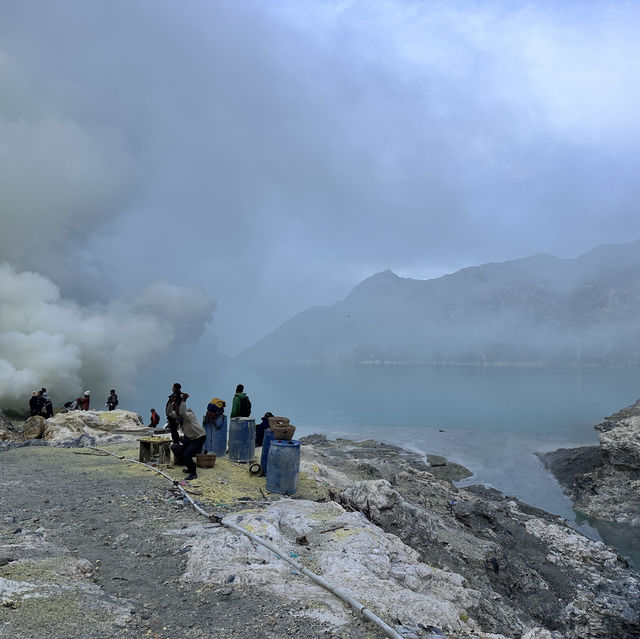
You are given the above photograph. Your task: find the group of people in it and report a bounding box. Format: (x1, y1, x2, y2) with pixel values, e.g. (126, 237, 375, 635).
(29, 388, 53, 418)
(28, 388, 120, 416)
(26, 381, 267, 483)
(162, 383, 261, 481)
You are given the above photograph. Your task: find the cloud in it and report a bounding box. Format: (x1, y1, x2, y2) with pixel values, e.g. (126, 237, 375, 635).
(1, 1, 640, 356)
(0, 263, 214, 411)
(0, 49, 134, 282)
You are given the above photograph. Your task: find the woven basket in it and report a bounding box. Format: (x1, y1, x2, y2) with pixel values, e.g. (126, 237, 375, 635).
(196, 453, 216, 468)
(268, 416, 290, 428)
(271, 424, 296, 441)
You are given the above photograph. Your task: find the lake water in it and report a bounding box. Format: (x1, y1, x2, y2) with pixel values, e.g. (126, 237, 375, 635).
(134, 359, 640, 564)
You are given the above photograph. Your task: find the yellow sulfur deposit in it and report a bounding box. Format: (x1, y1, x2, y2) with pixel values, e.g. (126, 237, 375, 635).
(91, 443, 334, 508)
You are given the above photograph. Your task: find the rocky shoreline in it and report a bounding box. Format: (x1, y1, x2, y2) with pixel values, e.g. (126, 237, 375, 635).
(539, 399, 640, 528)
(1, 410, 639, 638)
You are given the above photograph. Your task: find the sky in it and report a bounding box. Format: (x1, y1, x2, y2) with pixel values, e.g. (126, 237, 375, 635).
(1, 0, 640, 407)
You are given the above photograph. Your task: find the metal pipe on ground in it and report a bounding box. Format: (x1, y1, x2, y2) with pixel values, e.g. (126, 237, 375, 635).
(88, 446, 404, 639)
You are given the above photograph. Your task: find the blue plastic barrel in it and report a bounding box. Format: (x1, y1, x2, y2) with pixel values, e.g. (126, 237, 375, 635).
(228, 418, 256, 462)
(260, 429, 274, 477)
(203, 414, 227, 457)
(266, 439, 300, 495)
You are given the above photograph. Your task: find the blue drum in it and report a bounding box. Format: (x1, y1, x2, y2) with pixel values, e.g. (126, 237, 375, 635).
(203, 414, 227, 457)
(228, 418, 256, 462)
(266, 439, 300, 495)
(260, 428, 274, 477)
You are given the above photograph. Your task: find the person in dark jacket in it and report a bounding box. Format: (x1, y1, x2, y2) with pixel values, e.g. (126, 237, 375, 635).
(29, 391, 41, 416)
(256, 412, 273, 446)
(165, 383, 184, 443)
(40, 388, 53, 418)
(106, 390, 118, 411)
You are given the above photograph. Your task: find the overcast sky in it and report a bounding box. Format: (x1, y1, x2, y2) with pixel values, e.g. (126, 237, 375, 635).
(2, 0, 640, 356)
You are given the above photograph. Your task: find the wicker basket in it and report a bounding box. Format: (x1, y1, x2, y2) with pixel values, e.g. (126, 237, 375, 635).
(268, 416, 290, 428)
(196, 453, 216, 468)
(271, 424, 296, 441)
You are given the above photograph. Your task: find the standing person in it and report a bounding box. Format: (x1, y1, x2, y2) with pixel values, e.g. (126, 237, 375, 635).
(230, 384, 251, 418)
(178, 401, 206, 481)
(29, 392, 41, 416)
(40, 388, 53, 418)
(148, 408, 160, 428)
(165, 383, 185, 444)
(106, 389, 119, 411)
(76, 391, 91, 411)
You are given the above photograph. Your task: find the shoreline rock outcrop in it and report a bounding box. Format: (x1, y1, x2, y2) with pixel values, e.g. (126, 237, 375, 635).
(539, 399, 640, 527)
(300, 436, 640, 638)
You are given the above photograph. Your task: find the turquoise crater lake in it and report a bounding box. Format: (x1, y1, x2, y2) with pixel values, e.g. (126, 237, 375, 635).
(136, 362, 640, 563)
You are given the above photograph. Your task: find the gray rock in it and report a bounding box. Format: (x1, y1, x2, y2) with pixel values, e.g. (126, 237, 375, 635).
(23, 415, 47, 440)
(540, 399, 640, 526)
(337, 476, 640, 639)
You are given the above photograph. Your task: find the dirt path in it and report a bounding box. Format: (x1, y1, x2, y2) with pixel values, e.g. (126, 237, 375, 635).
(0, 446, 384, 639)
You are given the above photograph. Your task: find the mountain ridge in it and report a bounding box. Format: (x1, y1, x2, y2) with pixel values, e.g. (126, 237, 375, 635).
(238, 239, 640, 366)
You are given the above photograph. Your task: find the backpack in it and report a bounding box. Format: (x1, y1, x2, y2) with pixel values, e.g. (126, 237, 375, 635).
(238, 395, 251, 417)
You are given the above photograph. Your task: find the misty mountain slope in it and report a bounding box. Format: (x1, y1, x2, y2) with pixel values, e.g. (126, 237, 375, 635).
(239, 240, 640, 365)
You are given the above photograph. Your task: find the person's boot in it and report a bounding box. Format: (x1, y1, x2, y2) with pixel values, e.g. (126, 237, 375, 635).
(185, 473, 197, 480)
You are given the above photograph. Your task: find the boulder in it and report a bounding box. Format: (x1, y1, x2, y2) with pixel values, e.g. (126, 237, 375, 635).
(23, 416, 47, 440)
(43, 410, 144, 446)
(176, 499, 483, 636)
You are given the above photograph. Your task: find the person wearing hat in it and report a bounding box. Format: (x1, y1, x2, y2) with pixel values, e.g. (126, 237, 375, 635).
(76, 391, 91, 411)
(256, 411, 273, 446)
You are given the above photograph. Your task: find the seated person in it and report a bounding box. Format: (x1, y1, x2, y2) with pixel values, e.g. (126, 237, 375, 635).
(256, 412, 273, 447)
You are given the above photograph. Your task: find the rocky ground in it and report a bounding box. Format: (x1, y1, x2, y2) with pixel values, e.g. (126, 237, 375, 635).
(0, 444, 385, 639)
(300, 436, 640, 639)
(539, 399, 640, 527)
(1, 410, 640, 638)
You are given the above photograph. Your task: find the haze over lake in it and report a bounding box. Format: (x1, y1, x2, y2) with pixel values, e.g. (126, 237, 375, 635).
(136, 362, 638, 504)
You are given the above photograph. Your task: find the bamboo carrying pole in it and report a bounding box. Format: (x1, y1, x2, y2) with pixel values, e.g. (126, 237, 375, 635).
(89, 446, 404, 639)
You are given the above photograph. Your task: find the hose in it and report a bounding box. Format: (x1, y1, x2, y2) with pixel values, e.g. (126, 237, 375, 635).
(89, 446, 404, 639)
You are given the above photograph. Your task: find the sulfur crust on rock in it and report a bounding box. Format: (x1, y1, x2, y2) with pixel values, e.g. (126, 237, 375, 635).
(0, 558, 69, 583)
(67, 442, 335, 507)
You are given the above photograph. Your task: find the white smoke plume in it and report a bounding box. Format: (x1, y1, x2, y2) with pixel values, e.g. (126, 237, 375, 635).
(0, 44, 216, 414)
(0, 263, 214, 412)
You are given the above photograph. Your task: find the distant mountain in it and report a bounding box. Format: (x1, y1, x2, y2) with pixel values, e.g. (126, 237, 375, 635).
(238, 240, 640, 366)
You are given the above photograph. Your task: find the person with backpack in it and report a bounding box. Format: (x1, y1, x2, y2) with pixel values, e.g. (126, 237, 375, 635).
(230, 384, 251, 418)
(148, 408, 160, 428)
(106, 389, 118, 411)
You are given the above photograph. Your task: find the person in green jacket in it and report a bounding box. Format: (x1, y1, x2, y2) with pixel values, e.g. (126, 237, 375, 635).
(231, 384, 251, 418)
